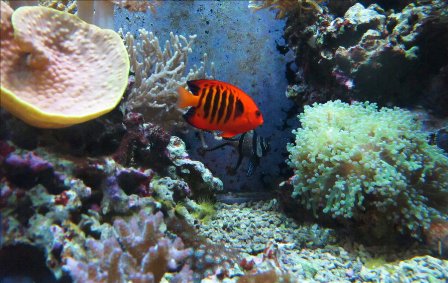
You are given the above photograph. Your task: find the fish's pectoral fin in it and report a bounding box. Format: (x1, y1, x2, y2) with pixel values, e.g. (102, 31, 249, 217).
(177, 86, 200, 108)
(220, 131, 238, 138)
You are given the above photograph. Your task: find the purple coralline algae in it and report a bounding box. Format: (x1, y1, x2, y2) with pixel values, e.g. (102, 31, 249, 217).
(112, 112, 172, 170)
(2, 152, 68, 194)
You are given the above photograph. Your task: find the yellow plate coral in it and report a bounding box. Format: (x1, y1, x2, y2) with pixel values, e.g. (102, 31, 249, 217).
(0, 2, 129, 128)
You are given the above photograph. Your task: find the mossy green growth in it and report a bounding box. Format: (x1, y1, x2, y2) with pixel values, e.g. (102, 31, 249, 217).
(363, 257, 398, 275)
(287, 100, 448, 238)
(191, 198, 216, 224)
(364, 257, 388, 269)
(174, 202, 188, 216)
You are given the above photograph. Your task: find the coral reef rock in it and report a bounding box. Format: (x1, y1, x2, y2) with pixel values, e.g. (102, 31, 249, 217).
(285, 0, 448, 116)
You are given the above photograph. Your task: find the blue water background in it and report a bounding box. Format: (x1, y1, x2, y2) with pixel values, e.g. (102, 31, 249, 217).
(115, 1, 298, 192)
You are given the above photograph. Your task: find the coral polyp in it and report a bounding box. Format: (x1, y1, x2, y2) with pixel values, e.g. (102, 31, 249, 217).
(287, 100, 448, 238)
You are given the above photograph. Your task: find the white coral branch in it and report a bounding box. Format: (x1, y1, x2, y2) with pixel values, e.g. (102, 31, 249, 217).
(120, 28, 212, 131)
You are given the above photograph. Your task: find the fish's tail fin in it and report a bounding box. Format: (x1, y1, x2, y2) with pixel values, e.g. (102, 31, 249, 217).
(177, 86, 199, 108)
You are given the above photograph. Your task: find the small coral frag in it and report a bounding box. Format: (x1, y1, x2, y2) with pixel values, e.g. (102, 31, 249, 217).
(287, 100, 448, 238)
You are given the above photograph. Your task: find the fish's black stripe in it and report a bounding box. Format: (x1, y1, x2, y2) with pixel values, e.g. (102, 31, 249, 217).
(203, 87, 213, 119)
(210, 86, 221, 123)
(197, 88, 206, 108)
(224, 91, 234, 123)
(215, 85, 226, 123)
(187, 81, 201, 95)
(252, 130, 258, 156)
(234, 98, 244, 120)
(217, 89, 228, 124)
(183, 107, 196, 124)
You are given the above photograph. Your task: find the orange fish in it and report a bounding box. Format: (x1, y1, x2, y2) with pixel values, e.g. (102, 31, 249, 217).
(177, 80, 263, 138)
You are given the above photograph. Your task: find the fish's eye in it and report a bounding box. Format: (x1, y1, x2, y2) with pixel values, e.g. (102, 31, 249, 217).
(255, 110, 261, 117)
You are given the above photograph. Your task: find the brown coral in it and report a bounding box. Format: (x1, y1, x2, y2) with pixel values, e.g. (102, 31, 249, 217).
(76, 0, 159, 29)
(40, 0, 77, 13)
(111, 0, 160, 12)
(248, 0, 324, 19)
(425, 220, 448, 259)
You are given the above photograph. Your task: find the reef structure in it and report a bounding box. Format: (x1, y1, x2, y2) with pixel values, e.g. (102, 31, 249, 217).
(0, 107, 223, 280)
(283, 0, 448, 117)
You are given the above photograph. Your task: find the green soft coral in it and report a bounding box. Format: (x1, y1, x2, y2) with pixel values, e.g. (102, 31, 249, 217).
(287, 100, 448, 238)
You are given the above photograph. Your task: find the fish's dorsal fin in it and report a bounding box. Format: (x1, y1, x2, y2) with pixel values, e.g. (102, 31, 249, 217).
(188, 79, 245, 94)
(186, 80, 203, 95)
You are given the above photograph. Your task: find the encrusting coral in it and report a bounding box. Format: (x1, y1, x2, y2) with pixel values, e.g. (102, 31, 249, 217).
(0, 2, 129, 128)
(286, 100, 448, 239)
(122, 28, 213, 131)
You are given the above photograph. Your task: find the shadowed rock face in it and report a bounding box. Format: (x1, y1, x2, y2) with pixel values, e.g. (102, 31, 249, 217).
(0, 244, 66, 283)
(285, 0, 448, 117)
(358, 0, 414, 10)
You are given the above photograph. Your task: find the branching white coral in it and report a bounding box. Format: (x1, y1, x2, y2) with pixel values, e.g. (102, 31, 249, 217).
(122, 29, 213, 131)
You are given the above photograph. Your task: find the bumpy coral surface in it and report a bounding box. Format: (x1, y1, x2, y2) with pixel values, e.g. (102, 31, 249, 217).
(0, 3, 129, 128)
(200, 201, 336, 254)
(287, 100, 448, 238)
(64, 210, 193, 282)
